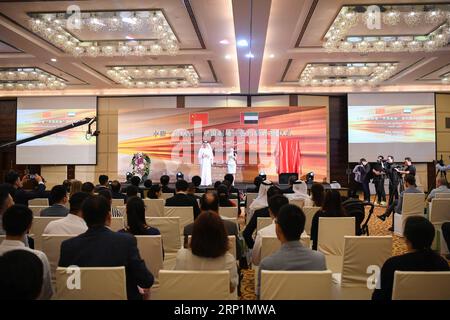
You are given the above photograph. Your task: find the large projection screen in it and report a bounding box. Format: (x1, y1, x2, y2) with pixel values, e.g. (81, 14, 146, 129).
(348, 93, 435, 162)
(16, 96, 97, 165)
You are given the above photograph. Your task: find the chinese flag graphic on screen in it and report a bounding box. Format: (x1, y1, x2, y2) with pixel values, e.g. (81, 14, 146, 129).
(375, 108, 385, 115)
(190, 113, 209, 125)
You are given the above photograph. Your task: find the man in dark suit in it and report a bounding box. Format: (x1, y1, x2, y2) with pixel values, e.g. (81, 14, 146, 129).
(94, 175, 109, 193)
(165, 179, 200, 219)
(40, 185, 69, 217)
(281, 175, 297, 194)
(191, 175, 205, 193)
(110, 180, 126, 201)
(224, 174, 240, 198)
(4, 171, 47, 206)
(160, 175, 175, 194)
(58, 195, 154, 300)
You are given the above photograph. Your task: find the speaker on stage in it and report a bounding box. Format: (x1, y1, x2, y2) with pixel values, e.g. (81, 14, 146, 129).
(279, 173, 298, 185)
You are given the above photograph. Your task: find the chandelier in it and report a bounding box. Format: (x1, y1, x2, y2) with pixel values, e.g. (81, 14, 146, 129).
(298, 62, 399, 87)
(106, 65, 200, 88)
(323, 4, 450, 53)
(0, 67, 66, 90)
(28, 10, 179, 57)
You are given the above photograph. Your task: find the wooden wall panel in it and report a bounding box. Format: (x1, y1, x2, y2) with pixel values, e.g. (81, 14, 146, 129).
(329, 95, 349, 186)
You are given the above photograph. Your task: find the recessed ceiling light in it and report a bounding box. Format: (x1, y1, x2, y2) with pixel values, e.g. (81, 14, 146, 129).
(269, 54, 275, 58)
(224, 54, 231, 60)
(219, 39, 229, 45)
(125, 36, 134, 40)
(237, 39, 249, 47)
(50, 58, 57, 62)
(245, 52, 254, 58)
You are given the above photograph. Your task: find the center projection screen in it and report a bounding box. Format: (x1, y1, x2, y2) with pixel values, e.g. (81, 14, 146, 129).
(118, 106, 327, 183)
(348, 93, 436, 162)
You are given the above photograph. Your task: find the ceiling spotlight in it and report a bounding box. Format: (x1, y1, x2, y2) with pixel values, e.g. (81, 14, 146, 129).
(245, 52, 254, 58)
(125, 35, 134, 40)
(269, 54, 275, 58)
(237, 39, 249, 47)
(219, 39, 229, 45)
(50, 58, 57, 62)
(224, 54, 231, 60)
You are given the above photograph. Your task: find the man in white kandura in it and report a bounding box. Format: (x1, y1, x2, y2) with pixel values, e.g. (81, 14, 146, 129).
(227, 147, 237, 182)
(198, 141, 214, 186)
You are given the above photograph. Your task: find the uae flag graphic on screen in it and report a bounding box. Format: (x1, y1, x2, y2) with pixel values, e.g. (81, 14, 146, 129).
(190, 112, 209, 125)
(241, 112, 259, 125)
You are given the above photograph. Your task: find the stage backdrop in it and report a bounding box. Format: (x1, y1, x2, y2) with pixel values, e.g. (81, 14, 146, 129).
(118, 106, 327, 183)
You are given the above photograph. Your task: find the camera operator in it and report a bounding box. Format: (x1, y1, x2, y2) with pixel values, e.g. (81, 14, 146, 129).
(352, 158, 371, 202)
(436, 160, 450, 172)
(3, 170, 47, 206)
(372, 155, 387, 206)
(385, 156, 400, 206)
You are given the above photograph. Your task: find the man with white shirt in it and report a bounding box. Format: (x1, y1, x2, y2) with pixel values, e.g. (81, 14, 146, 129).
(44, 192, 89, 235)
(0, 205, 53, 299)
(427, 177, 450, 202)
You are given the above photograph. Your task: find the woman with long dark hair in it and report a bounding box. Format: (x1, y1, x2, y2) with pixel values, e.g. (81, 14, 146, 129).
(120, 197, 160, 236)
(147, 184, 162, 199)
(310, 183, 325, 207)
(217, 184, 236, 207)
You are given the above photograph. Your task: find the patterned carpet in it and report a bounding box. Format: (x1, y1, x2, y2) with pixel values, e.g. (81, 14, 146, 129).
(238, 205, 409, 300)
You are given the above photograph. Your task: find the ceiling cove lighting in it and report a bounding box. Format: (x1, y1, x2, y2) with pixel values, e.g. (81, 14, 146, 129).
(237, 39, 249, 47)
(28, 10, 179, 57)
(0, 67, 66, 90)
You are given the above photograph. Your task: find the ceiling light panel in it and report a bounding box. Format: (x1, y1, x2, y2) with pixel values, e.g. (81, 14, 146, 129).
(0, 67, 66, 90)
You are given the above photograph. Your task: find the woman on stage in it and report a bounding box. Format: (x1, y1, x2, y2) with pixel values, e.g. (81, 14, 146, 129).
(227, 147, 237, 183)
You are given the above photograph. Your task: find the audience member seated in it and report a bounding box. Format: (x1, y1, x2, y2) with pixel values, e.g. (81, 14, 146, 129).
(0, 186, 14, 235)
(311, 189, 349, 250)
(243, 184, 281, 249)
(4, 171, 47, 206)
(160, 175, 175, 194)
(218, 184, 237, 207)
(377, 174, 422, 224)
(442, 222, 450, 260)
(0, 250, 44, 300)
(40, 185, 69, 217)
(224, 174, 240, 198)
(119, 197, 160, 236)
(175, 211, 239, 294)
(98, 189, 123, 217)
(285, 180, 313, 206)
(165, 180, 200, 219)
(62, 179, 72, 194)
(43, 192, 89, 235)
(257, 204, 326, 297)
(143, 179, 152, 189)
(187, 182, 201, 200)
(126, 185, 139, 201)
(372, 216, 449, 300)
(130, 176, 144, 198)
(95, 174, 109, 192)
(147, 183, 162, 199)
(246, 176, 263, 193)
(69, 180, 82, 198)
(81, 182, 95, 195)
(427, 177, 450, 202)
(0, 205, 52, 299)
(248, 180, 275, 220)
(310, 183, 325, 207)
(281, 175, 297, 194)
(111, 180, 126, 201)
(192, 175, 204, 193)
(58, 196, 154, 300)
(213, 180, 222, 190)
(183, 192, 242, 259)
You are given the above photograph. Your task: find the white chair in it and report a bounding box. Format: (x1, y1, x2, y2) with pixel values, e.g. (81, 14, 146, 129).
(145, 217, 181, 270)
(394, 193, 425, 237)
(219, 207, 238, 219)
(289, 199, 304, 208)
(302, 206, 321, 235)
(116, 206, 126, 216)
(246, 193, 258, 214)
(392, 271, 450, 300)
(135, 235, 163, 281)
(42, 234, 76, 285)
(160, 193, 174, 200)
(54, 266, 127, 300)
(436, 192, 450, 199)
(256, 217, 272, 233)
(30, 217, 62, 250)
(260, 270, 333, 300)
(29, 206, 49, 216)
(109, 217, 124, 231)
(429, 198, 450, 254)
(317, 217, 355, 273)
(143, 199, 165, 217)
(29, 198, 49, 206)
(111, 199, 125, 207)
(154, 270, 232, 300)
(332, 236, 393, 300)
(164, 206, 194, 234)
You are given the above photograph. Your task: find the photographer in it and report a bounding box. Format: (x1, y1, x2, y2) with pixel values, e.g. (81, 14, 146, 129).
(3, 170, 47, 206)
(372, 155, 387, 206)
(352, 158, 371, 202)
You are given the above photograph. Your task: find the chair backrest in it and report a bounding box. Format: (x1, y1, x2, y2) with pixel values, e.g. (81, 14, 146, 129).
(261, 270, 333, 300)
(145, 217, 181, 253)
(164, 206, 194, 233)
(135, 235, 163, 280)
(160, 193, 174, 200)
(219, 207, 238, 219)
(256, 217, 273, 233)
(261, 236, 311, 260)
(302, 206, 321, 235)
(42, 234, 76, 284)
(29, 206, 49, 216)
(392, 271, 450, 300)
(111, 199, 125, 207)
(401, 193, 425, 215)
(156, 270, 230, 300)
(29, 198, 49, 206)
(341, 236, 392, 287)
(116, 206, 126, 216)
(30, 217, 63, 250)
(429, 199, 450, 225)
(55, 266, 127, 300)
(436, 192, 450, 199)
(143, 198, 165, 217)
(289, 199, 304, 208)
(109, 217, 124, 232)
(194, 193, 204, 198)
(222, 217, 238, 227)
(317, 217, 355, 256)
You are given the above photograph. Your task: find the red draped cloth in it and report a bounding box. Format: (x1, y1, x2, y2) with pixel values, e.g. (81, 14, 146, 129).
(276, 137, 301, 174)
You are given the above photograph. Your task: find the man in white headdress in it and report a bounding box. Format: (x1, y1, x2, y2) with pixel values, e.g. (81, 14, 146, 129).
(227, 147, 237, 182)
(198, 141, 214, 186)
(285, 180, 313, 206)
(248, 180, 273, 221)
